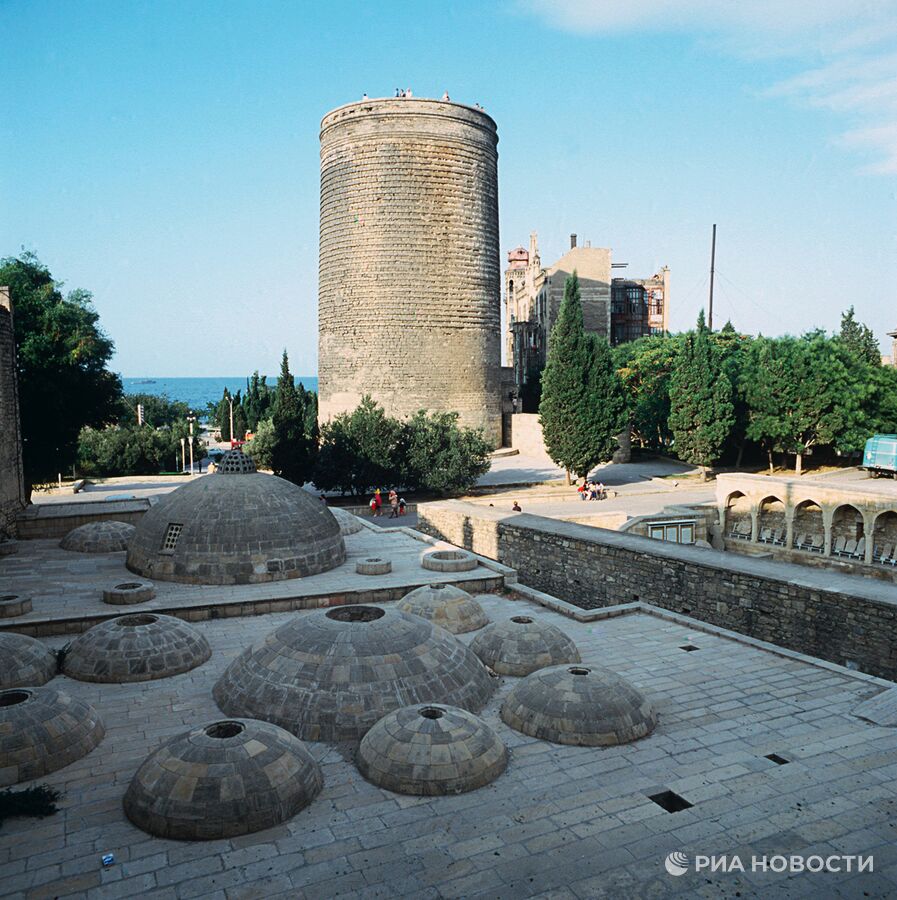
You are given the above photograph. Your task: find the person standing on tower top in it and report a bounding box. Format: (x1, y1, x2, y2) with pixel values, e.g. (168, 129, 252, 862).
(442, 90, 450, 101)
(405, 87, 413, 97)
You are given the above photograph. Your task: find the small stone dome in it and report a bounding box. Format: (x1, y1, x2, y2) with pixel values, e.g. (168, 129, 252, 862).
(124, 718, 323, 840)
(214, 605, 495, 741)
(397, 584, 488, 634)
(470, 615, 581, 676)
(501, 664, 657, 746)
(0, 634, 58, 689)
(331, 507, 364, 535)
(126, 454, 346, 584)
(0, 686, 105, 786)
(60, 520, 135, 553)
(63, 613, 211, 683)
(357, 704, 507, 795)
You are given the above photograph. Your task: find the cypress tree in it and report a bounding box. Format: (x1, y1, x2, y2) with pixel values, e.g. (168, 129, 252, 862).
(539, 272, 628, 480)
(271, 350, 316, 484)
(668, 310, 735, 479)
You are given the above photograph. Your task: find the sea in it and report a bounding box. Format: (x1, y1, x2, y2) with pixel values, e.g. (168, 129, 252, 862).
(121, 376, 318, 414)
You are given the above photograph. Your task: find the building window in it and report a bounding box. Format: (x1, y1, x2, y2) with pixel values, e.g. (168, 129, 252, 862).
(161, 523, 184, 554)
(647, 521, 695, 544)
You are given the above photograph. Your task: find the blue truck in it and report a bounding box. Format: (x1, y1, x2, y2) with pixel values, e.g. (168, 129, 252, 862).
(862, 434, 897, 477)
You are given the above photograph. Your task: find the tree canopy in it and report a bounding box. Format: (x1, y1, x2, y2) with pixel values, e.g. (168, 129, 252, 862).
(0, 253, 121, 494)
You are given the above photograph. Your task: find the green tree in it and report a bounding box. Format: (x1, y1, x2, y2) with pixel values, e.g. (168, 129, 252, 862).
(668, 310, 735, 478)
(712, 322, 753, 467)
(0, 253, 121, 495)
(271, 350, 316, 485)
(119, 393, 190, 428)
(539, 272, 626, 480)
(244, 417, 276, 470)
(315, 396, 401, 497)
(399, 411, 491, 495)
(839, 306, 881, 366)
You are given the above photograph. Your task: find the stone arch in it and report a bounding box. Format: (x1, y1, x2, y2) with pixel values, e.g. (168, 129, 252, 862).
(872, 510, 897, 564)
(757, 495, 786, 546)
(792, 500, 824, 553)
(722, 491, 752, 540)
(830, 504, 865, 558)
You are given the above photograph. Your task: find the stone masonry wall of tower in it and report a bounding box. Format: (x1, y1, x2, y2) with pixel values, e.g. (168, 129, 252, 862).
(0, 287, 25, 534)
(318, 98, 502, 446)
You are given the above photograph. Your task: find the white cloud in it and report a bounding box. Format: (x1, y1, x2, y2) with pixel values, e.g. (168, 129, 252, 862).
(524, 0, 897, 175)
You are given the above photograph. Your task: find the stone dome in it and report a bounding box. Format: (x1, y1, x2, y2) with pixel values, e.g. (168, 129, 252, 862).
(0, 686, 105, 786)
(331, 507, 364, 535)
(214, 605, 495, 742)
(125, 453, 346, 584)
(396, 584, 488, 634)
(357, 704, 507, 795)
(501, 664, 657, 746)
(0, 634, 58, 689)
(62, 613, 211, 683)
(124, 718, 323, 840)
(470, 615, 581, 676)
(60, 520, 135, 553)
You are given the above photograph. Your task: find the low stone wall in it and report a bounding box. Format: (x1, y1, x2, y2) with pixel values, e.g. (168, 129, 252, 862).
(418, 500, 897, 681)
(17, 499, 151, 540)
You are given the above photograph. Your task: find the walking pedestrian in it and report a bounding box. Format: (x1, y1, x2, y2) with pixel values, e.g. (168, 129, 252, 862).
(388, 490, 399, 518)
(399, 497, 407, 515)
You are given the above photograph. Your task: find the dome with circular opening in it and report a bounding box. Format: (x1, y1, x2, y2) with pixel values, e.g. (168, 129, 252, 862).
(357, 704, 507, 795)
(470, 615, 580, 676)
(123, 718, 322, 840)
(0, 633, 58, 689)
(62, 613, 211, 683)
(126, 449, 346, 584)
(214, 605, 495, 741)
(397, 584, 488, 634)
(501, 664, 657, 746)
(60, 520, 135, 553)
(0, 686, 105, 786)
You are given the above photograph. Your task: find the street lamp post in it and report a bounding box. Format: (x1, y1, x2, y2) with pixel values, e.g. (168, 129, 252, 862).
(187, 413, 196, 474)
(180, 437, 186, 473)
(228, 396, 235, 447)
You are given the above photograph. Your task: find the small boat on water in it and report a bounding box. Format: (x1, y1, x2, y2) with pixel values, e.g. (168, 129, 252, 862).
(134, 379, 157, 384)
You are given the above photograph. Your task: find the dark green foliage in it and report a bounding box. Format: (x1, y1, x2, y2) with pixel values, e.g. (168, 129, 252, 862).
(119, 393, 190, 428)
(0, 253, 121, 494)
(315, 396, 402, 497)
(539, 273, 629, 478)
(839, 306, 881, 366)
(270, 351, 317, 485)
(0, 785, 61, 827)
(399, 410, 492, 495)
(242, 371, 274, 431)
(668, 310, 735, 473)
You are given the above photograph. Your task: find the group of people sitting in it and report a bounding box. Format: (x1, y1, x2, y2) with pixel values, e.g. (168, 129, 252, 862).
(369, 488, 407, 518)
(577, 480, 607, 501)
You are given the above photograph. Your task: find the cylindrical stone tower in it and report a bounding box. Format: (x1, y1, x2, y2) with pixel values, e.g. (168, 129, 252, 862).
(318, 97, 501, 445)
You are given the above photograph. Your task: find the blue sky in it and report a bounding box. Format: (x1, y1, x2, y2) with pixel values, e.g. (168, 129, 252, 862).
(1, 0, 895, 376)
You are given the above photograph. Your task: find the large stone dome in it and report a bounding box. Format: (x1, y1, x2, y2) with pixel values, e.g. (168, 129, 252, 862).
(0, 634, 58, 689)
(397, 584, 488, 634)
(357, 704, 508, 795)
(61, 520, 135, 553)
(501, 664, 657, 746)
(214, 605, 496, 741)
(126, 450, 346, 584)
(124, 718, 323, 840)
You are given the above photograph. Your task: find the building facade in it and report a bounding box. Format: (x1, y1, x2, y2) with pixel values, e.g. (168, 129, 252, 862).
(503, 233, 668, 403)
(318, 97, 502, 446)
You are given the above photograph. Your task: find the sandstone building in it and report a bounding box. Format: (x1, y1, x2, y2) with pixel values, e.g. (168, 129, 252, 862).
(318, 97, 502, 445)
(503, 234, 668, 402)
(0, 287, 25, 535)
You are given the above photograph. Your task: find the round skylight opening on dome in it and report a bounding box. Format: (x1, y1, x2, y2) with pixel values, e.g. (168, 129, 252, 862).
(204, 721, 245, 739)
(116, 583, 143, 590)
(0, 689, 32, 707)
(0, 595, 17, 603)
(325, 606, 385, 623)
(364, 557, 383, 563)
(431, 551, 464, 561)
(419, 706, 445, 720)
(429, 583, 446, 590)
(118, 614, 158, 627)
(568, 667, 591, 676)
(511, 616, 533, 625)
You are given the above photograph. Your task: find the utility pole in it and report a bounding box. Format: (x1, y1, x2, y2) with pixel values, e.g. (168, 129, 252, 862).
(708, 223, 717, 331)
(187, 413, 196, 474)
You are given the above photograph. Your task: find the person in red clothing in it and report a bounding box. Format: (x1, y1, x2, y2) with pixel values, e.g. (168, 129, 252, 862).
(373, 488, 383, 517)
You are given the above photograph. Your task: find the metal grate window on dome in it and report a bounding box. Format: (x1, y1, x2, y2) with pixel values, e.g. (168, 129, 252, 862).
(160, 523, 183, 554)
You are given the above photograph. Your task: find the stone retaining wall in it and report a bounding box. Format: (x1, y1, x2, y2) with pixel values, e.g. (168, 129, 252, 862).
(418, 500, 897, 681)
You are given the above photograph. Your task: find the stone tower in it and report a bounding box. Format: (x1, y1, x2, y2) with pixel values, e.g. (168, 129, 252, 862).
(318, 97, 501, 445)
(0, 287, 25, 534)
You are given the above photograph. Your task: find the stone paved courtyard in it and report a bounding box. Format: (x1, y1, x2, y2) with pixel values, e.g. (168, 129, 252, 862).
(2, 592, 897, 899)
